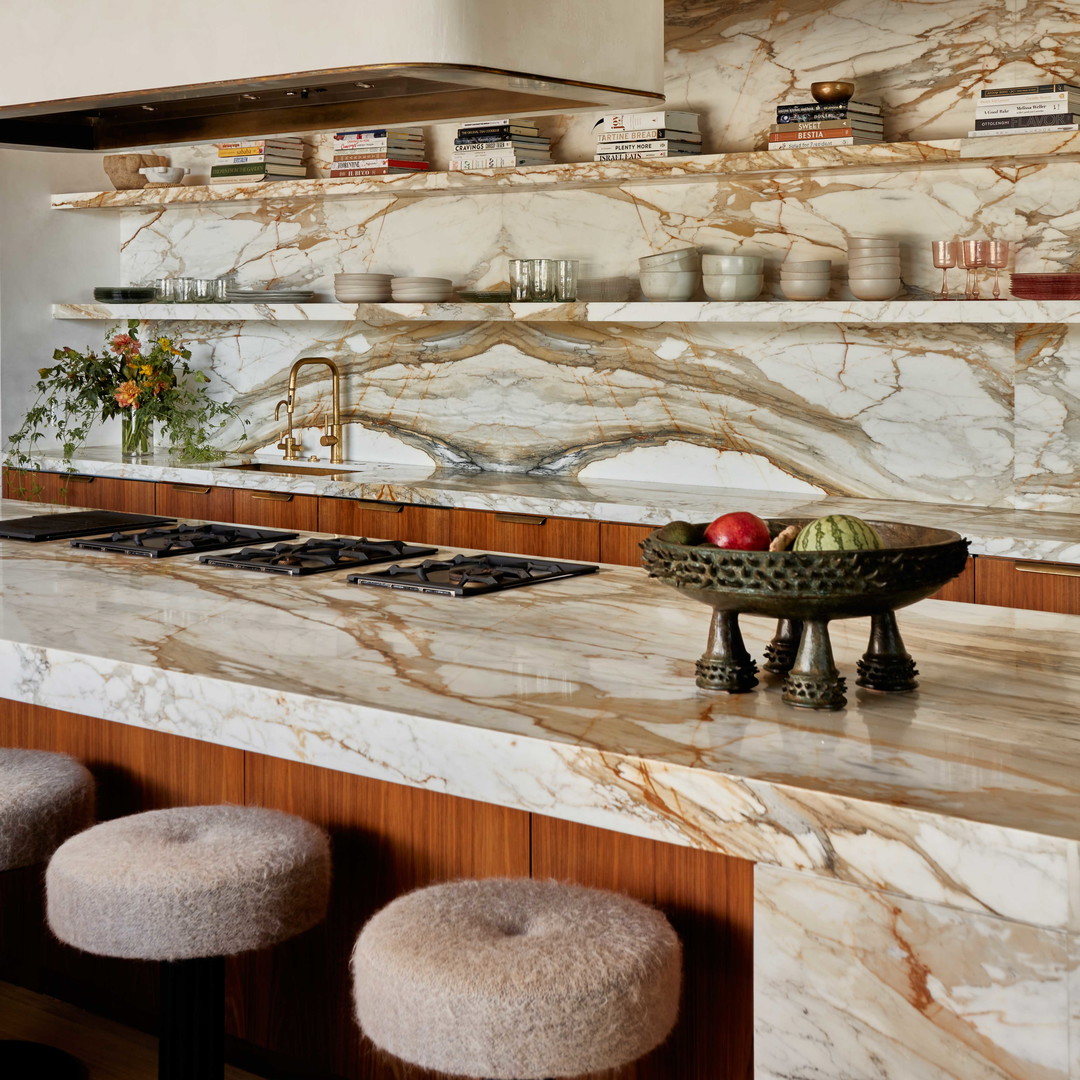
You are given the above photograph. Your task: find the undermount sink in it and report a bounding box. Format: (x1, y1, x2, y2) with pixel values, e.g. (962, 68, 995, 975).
(219, 462, 358, 478)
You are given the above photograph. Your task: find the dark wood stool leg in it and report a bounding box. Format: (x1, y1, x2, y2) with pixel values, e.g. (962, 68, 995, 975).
(159, 955, 225, 1080)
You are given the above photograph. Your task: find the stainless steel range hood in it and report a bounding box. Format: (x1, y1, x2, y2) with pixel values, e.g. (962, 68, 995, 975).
(0, 1, 664, 150)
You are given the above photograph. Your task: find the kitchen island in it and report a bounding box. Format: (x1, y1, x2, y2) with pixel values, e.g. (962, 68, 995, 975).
(2, 497, 1079, 1079)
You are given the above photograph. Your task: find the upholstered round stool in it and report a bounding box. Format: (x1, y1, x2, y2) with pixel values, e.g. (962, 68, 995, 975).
(0, 748, 94, 1079)
(46, 804, 331, 1080)
(352, 878, 682, 1079)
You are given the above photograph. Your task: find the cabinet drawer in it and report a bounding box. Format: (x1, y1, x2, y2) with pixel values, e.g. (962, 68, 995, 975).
(3, 468, 67, 504)
(318, 497, 451, 547)
(450, 508, 600, 562)
(231, 488, 319, 531)
(976, 556, 1080, 615)
(155, 482, 234, 522)
(599, 523, 655, 567)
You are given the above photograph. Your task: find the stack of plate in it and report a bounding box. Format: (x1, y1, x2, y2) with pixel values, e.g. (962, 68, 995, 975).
(94, 286, 156, 302)
(391, 276, 454, 302)
(846, 237, 901, 300)
(1010, 273, 1080, 300)
(335, 273, 393, 302)
(225, 287, 315, 303)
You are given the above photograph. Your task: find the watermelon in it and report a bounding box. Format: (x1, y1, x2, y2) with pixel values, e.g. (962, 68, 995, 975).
(792, 514, 883, 552)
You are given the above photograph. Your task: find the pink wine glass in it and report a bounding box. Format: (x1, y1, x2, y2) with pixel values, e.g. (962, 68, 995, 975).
(986, 241, 1011, 299)
(931, 240, 957, 300)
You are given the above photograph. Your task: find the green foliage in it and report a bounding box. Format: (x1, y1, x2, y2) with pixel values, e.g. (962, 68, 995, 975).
(6, 322, 245, 476)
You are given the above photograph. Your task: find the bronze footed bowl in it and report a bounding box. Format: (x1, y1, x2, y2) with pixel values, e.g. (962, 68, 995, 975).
(641, 519, 969, 710)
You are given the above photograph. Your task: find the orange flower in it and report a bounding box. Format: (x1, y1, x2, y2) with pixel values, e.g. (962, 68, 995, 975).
(114, 380, 141, 408)
(110, 333, 140, 357)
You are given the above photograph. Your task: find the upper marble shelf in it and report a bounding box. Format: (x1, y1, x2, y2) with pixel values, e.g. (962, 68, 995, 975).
(51, 300, 1080, 325)
(49, 132, 1080, 211)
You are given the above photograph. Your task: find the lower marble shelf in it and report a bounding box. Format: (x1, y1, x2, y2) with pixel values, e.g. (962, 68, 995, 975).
(50, 299, 1080, 325)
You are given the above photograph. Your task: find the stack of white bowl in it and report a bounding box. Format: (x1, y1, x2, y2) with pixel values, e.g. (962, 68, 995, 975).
(780, 258, 831, 300)
(702, 254, 764, 301)
(391, 276, 454, 302)
(638, 248, 700, 301)
(335, 273, 392, 302)
(847, 237, 901, 300)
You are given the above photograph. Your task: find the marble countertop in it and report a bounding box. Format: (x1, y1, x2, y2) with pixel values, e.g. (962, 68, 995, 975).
(20, 446, 1080, 565)
(2, 497, 1078, 933)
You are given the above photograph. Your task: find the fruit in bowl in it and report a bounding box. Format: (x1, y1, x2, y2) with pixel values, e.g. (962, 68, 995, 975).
(703, 511, 771, 551)
(792, 514, 883, 551)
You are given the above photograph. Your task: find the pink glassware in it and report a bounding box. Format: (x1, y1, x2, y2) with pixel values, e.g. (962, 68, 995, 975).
(986, 241, 1011, 299)
(931, 240, 957, 300)
(961, 240, 989, 299)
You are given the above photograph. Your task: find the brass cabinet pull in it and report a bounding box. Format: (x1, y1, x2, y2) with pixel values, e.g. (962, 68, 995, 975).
(1015, 562, 1080, 579)
(495, 513, 547, 526)
(66, 475, 95, 484)
(358, 501, 404, 514)
(170, 484, 211, 495)
(250, 492, 294, 503)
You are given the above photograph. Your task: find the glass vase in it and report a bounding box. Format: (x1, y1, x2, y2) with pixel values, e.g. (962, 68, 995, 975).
(120, 412, 154, 459)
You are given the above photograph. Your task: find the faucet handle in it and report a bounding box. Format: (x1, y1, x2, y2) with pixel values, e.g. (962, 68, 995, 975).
(318, 412, 338, 448)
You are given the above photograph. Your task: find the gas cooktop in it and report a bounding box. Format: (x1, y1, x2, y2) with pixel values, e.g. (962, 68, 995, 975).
(71, 523, 298, 558)
(199, 537, 439, 575)
(347, 553, 599, 596)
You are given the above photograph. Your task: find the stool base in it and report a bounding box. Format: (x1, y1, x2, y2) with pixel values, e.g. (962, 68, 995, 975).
(160, 956, 225, 1080)
(0, 1040, 86, 1078)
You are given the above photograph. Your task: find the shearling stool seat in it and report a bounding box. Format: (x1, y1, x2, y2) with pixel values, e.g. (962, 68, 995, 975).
(46, 804, 331, 1080)
(352, 878, 682, 1080)
(0, 748, 94, 1080)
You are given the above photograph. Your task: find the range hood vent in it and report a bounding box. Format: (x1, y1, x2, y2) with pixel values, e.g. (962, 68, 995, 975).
(0, 1, 664, 150)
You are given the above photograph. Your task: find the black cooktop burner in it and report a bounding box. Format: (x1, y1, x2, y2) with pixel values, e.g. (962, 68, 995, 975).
(199, 537, 439, 575)
(70, 523, 298, 558)
(347, 552, 599, 596)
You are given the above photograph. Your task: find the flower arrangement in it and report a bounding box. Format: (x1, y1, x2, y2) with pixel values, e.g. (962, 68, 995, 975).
(7, 321, 243, 474)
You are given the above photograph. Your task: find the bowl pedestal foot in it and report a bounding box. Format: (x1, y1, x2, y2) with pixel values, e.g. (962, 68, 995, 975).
(856, 610, 919, 692)
(763, 618, 803, 674)
(696, 610, 759, 693)
(782, 619, 847, 709)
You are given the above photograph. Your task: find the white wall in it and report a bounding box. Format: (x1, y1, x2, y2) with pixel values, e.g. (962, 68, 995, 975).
(0, 149, 116, 442)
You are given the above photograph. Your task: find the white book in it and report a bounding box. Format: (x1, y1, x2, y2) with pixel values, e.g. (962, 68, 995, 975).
(449, 155, 552, 170)
(594, 149, 701, 160)
(595, 128, 701, 143)
(976, 99, 1079, 117)
(594, 139, 702, 154)
(978, 88, 1080, 105)
(967, 124, 1079, 136)
(766, 136, 880, 150)
(595, 111, 700, 133)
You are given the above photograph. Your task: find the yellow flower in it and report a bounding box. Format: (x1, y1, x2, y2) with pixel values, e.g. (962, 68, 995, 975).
(157, 336, 172, 348)
(139, 364, 154, 376)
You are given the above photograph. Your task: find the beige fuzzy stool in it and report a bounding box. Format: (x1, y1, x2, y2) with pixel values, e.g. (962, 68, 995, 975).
(352, 878, 682, 1080)
(0, 748, 95, 1079)
(46, 804, 331, 1080)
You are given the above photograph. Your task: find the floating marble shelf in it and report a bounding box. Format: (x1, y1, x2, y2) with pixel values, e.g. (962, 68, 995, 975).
(51, 299, 1080, 325)
(49, 131, 1080, 211)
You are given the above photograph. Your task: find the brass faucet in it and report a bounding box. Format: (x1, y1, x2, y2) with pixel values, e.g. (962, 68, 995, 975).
(274, 357, 345, 464)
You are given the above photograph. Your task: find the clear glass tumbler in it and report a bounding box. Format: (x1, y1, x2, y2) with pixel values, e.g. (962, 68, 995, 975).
(152, 277, 176, 302)
(528, 259, 557, 302)
(554, 259, 578, 302)
(173, 277, 196, 303)
(509, 259, 530, 301)
(193, 278, 218, 303)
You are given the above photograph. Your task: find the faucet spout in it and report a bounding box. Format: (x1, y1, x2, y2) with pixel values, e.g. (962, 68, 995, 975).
(286, 358, 344, 463)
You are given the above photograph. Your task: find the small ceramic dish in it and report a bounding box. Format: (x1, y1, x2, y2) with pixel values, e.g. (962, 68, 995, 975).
(138, 166, 190, 185)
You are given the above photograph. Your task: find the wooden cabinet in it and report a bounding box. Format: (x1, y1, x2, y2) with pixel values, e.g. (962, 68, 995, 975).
(154, 481, 234, 522)
(3, 468, 67, 504)
(3, 468, 156, 514)
(975, 556, 1080, 615)
(449, 507, 600, 562)
(231, 488, 318, 531)
(600, 522, 654, 566)
(318, 496, 451, 547)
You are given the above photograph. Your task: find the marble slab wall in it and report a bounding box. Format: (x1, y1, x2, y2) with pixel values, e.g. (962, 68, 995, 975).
(102, 0, 1080, 510)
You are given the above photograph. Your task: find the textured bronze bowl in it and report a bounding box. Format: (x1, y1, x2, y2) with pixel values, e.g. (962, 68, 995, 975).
(642, 519, 969, 710)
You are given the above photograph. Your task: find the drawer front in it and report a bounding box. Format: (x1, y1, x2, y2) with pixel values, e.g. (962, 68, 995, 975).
(2, 469, 155, 514)
(976, 556, 1080, 615)
(155, 482, 235, 522)
(599, 523, 655, 567)
(318, 497, 451, 547)
(231, 488, 319, 531)
(449, 508, 600, 562)
(3, 468, 67, 504)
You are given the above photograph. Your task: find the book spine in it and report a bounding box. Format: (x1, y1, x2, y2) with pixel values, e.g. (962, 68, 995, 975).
(592, 139, 702, 153)
(211, 163, 301, 177)
(454, 140, 543, 152)
(967, 123, 1079, 136)
(775, 106, 881, 123)
(976, 99, 1077, 116)
(455, 118, 515, 128)
(597, 112, 699, 132)
(974, 90, 1075, 107)
(770, 119, 883, 132)
(333, 128, 423, 138)
(767, 136, 867, 149)
(454, 134, 547, 146)
(216, 141, 302, 154)
(593, 149, 698, 159)
(981, 83, 1080, 97)
(333, 140, 423, 149)
(776, 99, 880, 112)
(333, 152, 425, 162)
(455, 127, 539, 139)
(328, 168, 416, 177)
(448, 156, 551, 170)
(595, 128, 701, 143)
(331, 159, 429, 170)
(768, 127, 866, 141)
(974, 112, 1078, 129)
(215, 154, 302, 165)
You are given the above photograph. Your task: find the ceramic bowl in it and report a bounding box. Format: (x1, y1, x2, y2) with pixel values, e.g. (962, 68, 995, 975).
(848, 278, 901, 300)
(639, 249, 699, 269)
(847, 238, 899, 249)
(639, 269, 699, 301)
(780, 279, 830, 300)
(847, 259, 901, 275)
(780, 270, 831, 281)
(138, 166, 190, 185)
(392, 276, 452, 285)
(701, 254, 764, 275)
(782, 259, 831, 273)
(703, 274, 763, 301)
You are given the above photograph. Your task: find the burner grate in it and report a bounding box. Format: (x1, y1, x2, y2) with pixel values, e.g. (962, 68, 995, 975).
(198, 536, 439, 575)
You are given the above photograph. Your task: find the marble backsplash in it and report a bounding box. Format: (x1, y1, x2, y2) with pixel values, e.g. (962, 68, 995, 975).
(98, 0, 1080, 511)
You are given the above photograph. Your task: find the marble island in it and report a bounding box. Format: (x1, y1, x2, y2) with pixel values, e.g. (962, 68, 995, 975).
(2, 497, 1079, 1078)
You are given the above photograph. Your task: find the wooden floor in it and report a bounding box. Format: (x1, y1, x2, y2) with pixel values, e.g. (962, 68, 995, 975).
(0, 981, 262, 1080)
